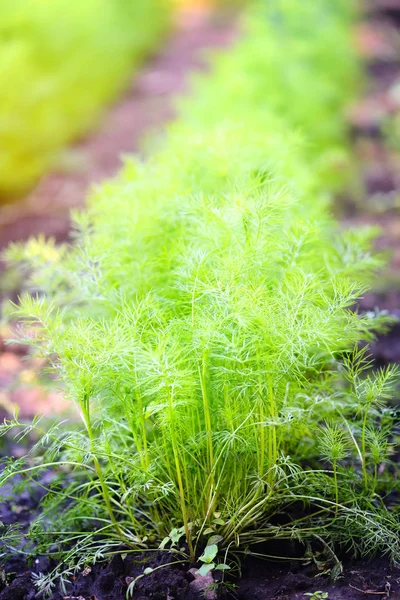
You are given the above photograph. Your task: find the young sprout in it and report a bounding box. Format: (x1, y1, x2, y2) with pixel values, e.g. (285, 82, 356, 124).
(318, 423, 349, 518)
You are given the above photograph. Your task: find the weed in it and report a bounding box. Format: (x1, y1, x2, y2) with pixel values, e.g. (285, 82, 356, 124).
(304, 592, 329, 600)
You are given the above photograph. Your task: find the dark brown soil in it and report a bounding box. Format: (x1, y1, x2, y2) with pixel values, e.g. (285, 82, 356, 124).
(2, 553, 399, 600)
(236, 556, 399, 600)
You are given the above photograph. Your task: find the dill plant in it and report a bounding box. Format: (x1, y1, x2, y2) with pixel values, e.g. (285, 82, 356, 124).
(0, 0, 170, 197)
(1, 0, 400, 589)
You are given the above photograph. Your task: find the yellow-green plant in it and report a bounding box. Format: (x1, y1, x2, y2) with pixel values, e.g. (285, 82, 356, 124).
(0, 0, 170, 197)
(1, 0, 399, 593)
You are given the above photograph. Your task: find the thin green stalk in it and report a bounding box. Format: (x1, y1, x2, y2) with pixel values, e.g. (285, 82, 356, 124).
(361, 406, 370, 491)
(82, 399, 125, 543)
(199, 355, 216, 513)
(224, 491, 273, 542)
(167, 385, 194, 562)
(267, 376, 277, 486)
(332, 459, 338, 522)
(257, 360, 266, 479)
(134, 376, 149, 469)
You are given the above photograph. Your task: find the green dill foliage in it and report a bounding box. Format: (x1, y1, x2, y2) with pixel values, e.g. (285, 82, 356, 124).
(0, 0, 170, 197)
(1, 0, 399, 587)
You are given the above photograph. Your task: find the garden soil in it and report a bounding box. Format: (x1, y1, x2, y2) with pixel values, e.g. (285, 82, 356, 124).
(0, 476, 399, 600)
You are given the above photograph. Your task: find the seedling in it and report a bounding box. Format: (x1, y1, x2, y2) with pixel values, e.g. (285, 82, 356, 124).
(159, 526, 187, 552)
(197, 540, 230, 577)
(304, 592, 329, 600)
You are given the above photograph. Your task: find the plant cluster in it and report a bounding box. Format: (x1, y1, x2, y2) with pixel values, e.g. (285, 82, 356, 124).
(0, 0, 170, 197)
(1, 0, 399, 593)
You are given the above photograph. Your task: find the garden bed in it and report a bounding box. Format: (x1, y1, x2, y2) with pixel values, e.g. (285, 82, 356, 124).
(0, 480, 399, 600)
(0, 7, 235, 253)
(1, 2, 400, 600)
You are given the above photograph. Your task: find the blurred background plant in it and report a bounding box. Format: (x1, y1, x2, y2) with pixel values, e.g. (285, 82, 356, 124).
(0, 0, 170, 199)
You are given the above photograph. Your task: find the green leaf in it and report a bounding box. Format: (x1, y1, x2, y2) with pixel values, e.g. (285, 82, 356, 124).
(215, 563, 230, 571)
(197, 563, 215, 577)
(199, 544, 218, 563)
(169, 528, 184, 544)
(159, 537, 169, 550)
(207, 535, 223, 546)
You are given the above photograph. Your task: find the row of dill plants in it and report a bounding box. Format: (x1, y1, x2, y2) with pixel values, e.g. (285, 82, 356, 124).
(0, 0, 170, 197)
(1, 0, 399, 593)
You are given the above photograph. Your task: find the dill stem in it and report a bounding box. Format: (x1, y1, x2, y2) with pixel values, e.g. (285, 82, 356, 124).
(168, 387, 194, 562)
(371, 463, 378, 498)
(267, 376, 277, 486)
(361, 407, 370, 491)
(135, 389, 149, 469)
(129, 419, 143, 462)
(199, 356, 215, 512)
(80, 395, 125, 541)
(102, 431, 140, 531)
(332, 460, 338, 522)
(257, 363, 265, 479)
(224, 384, 234, 433)
(87, 430, 125, 542)
(225, 492, 272, 542)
